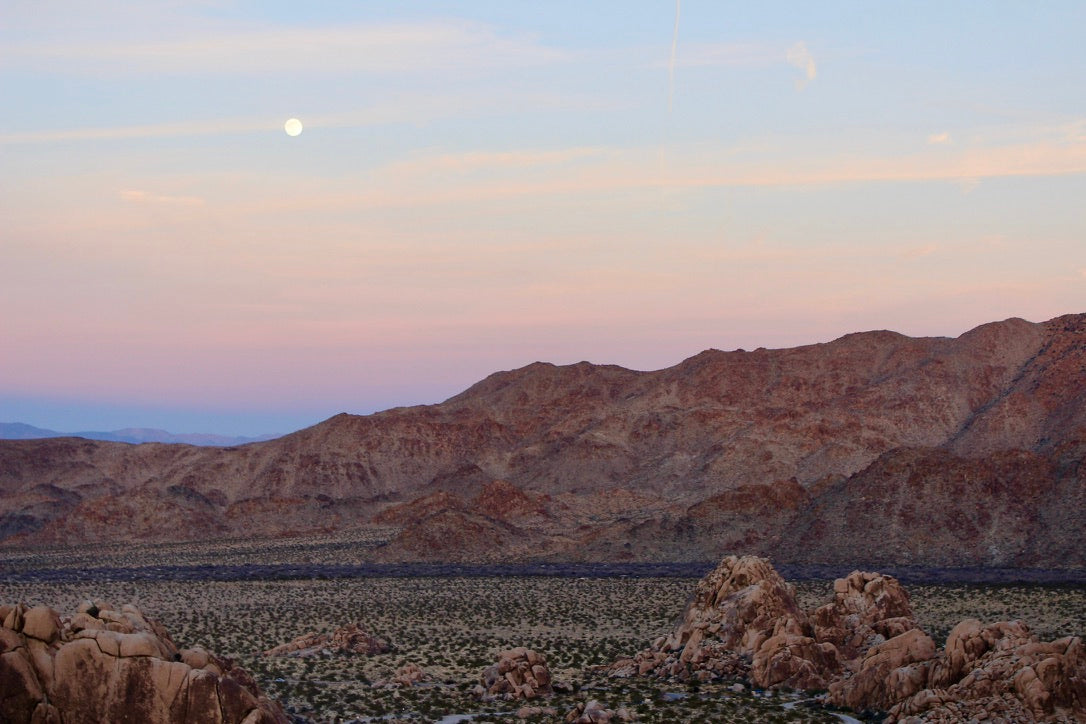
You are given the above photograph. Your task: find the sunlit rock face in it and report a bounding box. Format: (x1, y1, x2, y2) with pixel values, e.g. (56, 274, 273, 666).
(0, 600, 287, 724)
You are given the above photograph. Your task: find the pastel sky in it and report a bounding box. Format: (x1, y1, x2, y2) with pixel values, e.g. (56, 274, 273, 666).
(2, 1, 1085, 435)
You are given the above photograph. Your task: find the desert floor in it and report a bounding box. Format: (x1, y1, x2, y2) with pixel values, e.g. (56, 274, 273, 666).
(2, 541, 1084, 723)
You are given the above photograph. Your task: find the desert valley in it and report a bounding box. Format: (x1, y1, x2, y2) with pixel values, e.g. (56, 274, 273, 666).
(2, 314, 1085, 722)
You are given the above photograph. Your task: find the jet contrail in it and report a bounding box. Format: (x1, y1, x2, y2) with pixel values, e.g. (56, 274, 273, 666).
(669, 0, 681, 113)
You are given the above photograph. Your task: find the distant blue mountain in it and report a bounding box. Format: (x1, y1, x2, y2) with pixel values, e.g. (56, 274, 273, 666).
(0, 422, 279, 446)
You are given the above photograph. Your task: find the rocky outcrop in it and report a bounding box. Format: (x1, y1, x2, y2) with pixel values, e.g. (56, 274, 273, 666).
(826, 628, 937, 712)
(812, 570, 919, 666)
(0, 600, 286, 724)
(1, 314, 1084, 570)
(263, 623, 390, 657)
(562, 699, 635, 723)
(665, 555, 843, 689)
(477, 647, 554, 701)
(609, 555, 841, 689)
(610, 556, 1086, 721)
(391, 662, 426, 687)
(665, 555, 808, 658)
(884, 619, 1086, 722)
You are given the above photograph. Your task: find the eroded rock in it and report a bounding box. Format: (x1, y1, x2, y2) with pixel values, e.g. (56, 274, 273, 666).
(479, 647, 555, 700)
(563, 699, 635, 723)
(263, 622, 390, 658)
(812, 570, 918, 668)
(886, 621, 1086, 721)
(608, 555, 1086, 722)
(611, 555, 837, 685)
(0, 600, 286, 724)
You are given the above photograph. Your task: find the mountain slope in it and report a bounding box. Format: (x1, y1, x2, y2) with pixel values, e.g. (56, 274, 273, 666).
(1, 313, 1083, 567)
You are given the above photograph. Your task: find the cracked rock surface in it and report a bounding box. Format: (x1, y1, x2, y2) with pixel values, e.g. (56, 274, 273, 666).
(0, 599, 287, 724)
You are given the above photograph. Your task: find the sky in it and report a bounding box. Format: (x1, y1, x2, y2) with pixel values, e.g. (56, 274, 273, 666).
(2, 1, 1084, 436)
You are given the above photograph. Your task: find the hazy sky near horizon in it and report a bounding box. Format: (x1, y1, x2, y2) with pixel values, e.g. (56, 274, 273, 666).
(2, 1, 1085, 435)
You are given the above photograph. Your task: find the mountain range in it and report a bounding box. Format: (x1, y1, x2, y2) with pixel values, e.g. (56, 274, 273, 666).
(1, 313, 1083, 568)
(0, 422, 279, 447)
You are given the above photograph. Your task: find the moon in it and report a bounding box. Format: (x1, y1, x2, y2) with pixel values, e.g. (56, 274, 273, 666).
(284, 118, 303, 137)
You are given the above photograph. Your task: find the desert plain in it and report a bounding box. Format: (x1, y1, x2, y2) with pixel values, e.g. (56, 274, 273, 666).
(3, 536, 1085, 722)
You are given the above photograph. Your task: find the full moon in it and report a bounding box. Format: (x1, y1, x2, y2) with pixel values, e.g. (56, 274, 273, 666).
(284, 118, 303, 137)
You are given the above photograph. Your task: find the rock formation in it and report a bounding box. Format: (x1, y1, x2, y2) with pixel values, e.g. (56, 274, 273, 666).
(563, 699, 635, 723)
(477, 647, 554, 701)
(391, 662, 426, 687)
(884, 620, 1086, 721)
(262, 622, 390, 657)
(609, 555, 1086, 721)
(0, 600, 286, 724)
(1, 313, 1084, 569)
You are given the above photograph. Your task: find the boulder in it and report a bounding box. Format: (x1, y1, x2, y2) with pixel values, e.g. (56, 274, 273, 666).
(563, 699, 634, 723)
(0, 600, 287, 724)
(751, 633, 840, 691)
(887, 623, 1086, 721)
(391, 662, 427, 687)
(478, 648, 554, 700)
(826, 628, 937, 711)
(20, 608, 61, 644)
(811, 570, 918, 668)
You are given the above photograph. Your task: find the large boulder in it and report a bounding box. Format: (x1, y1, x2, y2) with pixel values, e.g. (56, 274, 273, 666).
(811, 570, 918, 667)
(826, 627, 937, 711)
(0, 600, 286, 724)
(750, 632, 841, 691)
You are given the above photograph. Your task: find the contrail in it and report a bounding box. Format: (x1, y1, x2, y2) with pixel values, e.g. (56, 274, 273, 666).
(669, 0, 681, 113)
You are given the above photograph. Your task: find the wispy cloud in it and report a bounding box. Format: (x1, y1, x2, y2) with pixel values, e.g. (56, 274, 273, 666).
(4, 21, 566, 76)
(119, 190, 204, 206)
(0, 118, 275, 145)
(380, 148, 608, 177)
(901, 244, 939, 259)
(928, 132, 952, 145)
(344, 134, 1086, 208)
(786, 42, 817, 89)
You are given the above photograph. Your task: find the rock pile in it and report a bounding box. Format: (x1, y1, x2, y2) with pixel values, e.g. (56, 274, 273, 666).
(562, 699, 635, 723)
(263, 622, 390, 657)
(0, 599, 286, 724)
(608, 555, 1086, 721)
(476, 647, 554, 700)
(883, 619, 1086, 721)
(391, 662, 427, 687)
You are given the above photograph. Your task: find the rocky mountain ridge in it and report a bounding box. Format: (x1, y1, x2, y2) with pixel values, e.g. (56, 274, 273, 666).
(1, 313, 1083, 567)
